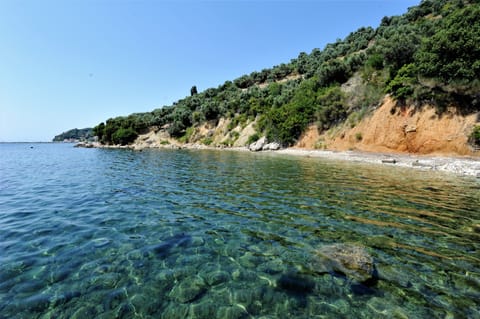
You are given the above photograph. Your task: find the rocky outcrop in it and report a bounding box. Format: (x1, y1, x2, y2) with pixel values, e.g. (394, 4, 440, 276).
(263, 142, 281, 151)
(249, 137, 281, 152)
(74, 142, 97, 148)
(249, 136, 267, 151)
(315, 243, 375, 283)
(296, 96, 480, 156)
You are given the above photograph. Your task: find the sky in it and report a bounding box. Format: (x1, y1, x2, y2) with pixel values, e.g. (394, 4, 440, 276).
(0, 0, 419, 142)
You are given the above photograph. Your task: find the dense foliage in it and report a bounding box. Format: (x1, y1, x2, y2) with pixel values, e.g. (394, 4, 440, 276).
(93, 0, 480, 146)
(470, 126, 480, 147)
(53, 128, 93, 142)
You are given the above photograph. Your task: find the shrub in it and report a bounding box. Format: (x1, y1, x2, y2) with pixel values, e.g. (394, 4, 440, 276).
(247, 133, 260, 145)
(179, 126, 195, 143)
(167, 121, 186, 137)
(202, 137, 213, 146)
(470, 125, 480, 147)
(366, 53, 384, 70)
(112, 127, 138, 145)
(355, 132, 363, 141)
(386, 63, 417, 100)
(316, 86, 347, 130)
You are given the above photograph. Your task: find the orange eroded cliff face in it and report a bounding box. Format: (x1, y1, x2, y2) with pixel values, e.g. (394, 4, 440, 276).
(296, 96, 479, 156)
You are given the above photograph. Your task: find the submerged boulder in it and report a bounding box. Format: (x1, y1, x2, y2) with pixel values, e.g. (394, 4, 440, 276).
(315, 243, 375, 283)
(169, 276, 206, 303)
(277, 272, 315, 295)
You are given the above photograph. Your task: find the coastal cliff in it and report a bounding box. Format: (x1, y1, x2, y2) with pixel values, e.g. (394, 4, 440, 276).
(297, 96, 479, 156)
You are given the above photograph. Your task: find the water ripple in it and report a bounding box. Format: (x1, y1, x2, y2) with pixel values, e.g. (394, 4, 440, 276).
(0, 144, 479, 318)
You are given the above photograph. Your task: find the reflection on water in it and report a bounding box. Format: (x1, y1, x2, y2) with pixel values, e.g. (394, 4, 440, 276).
(0, 144, 479, 318)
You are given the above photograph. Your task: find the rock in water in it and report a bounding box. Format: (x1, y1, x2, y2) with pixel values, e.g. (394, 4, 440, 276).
(315, 243, 375, 283)
(277, 272, 315, 295)
(169, 277, 206, 303)
(249, 136, 267, 152)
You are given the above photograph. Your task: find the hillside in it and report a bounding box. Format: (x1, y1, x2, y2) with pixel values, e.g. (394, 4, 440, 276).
(92, 0, 480, 155)
(53, 128, 94, 142)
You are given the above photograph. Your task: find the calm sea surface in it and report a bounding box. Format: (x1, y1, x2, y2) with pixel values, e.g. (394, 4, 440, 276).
(0, 143, 479, 318)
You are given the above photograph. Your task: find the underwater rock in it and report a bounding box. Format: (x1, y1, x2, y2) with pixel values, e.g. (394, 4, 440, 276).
(216, 304, 250, 319)
(473, 224, 480, 233)
(169, 276, 206, 303)
(151, 233, 192, 258)
(51, 291, 81, 306)
(22, 293, 52, 312)
(13, 279, 46, 293)
(130, 294, 148, 313)
(126, 249, 143, 260)
(189, 300, 217, 318)
(277, 272, 315, 295)
(161, 302, 190, 319)
(205, 270, 230, 286)
(315, 243, 375, 283)
(366, 296, 389, 315)
(71, 305, 97, 319)
(190, 236, 205, 246)
(376, 265, 412, 288)
(91, 273, 121, 289)
(258, 259, 285, 274)
(104, 288, 127, 311)
(115, 302, 136, 319)
(238, 251, 259, 268)
(92, 237, 111, 248)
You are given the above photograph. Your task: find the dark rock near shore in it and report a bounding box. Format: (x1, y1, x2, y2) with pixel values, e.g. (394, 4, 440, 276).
(74, 142, 95, 148)
(381, 158, 397, 164)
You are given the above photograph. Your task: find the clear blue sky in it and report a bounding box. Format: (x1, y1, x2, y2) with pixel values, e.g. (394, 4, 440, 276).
(0, 0, 419, 142)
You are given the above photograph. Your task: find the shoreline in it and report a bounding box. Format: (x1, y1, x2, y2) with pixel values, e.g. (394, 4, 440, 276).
(275, 148, 480, 177)
(79, 142, 480, 177)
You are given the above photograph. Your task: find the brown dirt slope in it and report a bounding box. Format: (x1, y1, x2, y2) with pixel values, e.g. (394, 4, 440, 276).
(297, 96, 479, 156)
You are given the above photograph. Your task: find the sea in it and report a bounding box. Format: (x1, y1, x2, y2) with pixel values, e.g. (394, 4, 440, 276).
(0, 142, 479, 318)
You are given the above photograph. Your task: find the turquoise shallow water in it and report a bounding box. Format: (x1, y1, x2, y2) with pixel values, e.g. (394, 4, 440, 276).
(0, 143, 479, 318)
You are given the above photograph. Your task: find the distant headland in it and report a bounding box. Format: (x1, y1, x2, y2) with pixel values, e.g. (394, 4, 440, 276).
(52, 128, 94, 143)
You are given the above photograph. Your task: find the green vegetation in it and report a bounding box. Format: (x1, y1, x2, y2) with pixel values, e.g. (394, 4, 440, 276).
(355, 132, 363, 142)
(93, 0, 479, 146)
(202, 137, 213, 146)
(53, 128, 93, 142)
(179, 126, 195, 143)
(247, 133, 261, 145)
(470, 126, 480, 147)
(111, 127, 138, 145)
